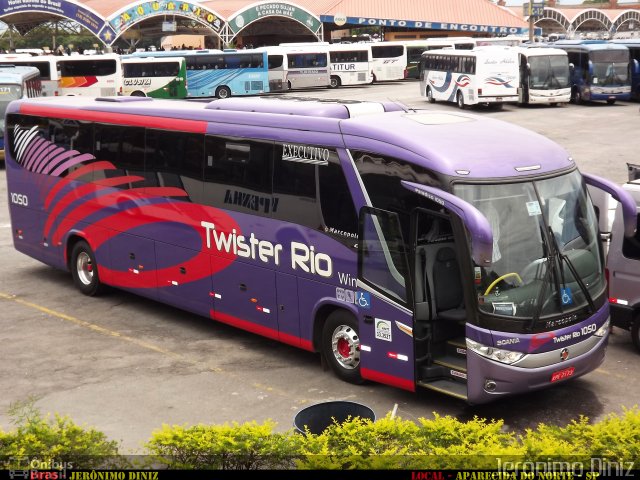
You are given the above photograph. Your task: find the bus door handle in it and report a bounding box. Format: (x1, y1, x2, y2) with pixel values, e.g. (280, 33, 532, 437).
(364, 315, 374, 324)
(239, 283, 247, 291)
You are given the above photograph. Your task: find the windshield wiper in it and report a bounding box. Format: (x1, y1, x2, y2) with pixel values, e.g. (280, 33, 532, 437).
(528, 226, 564, 330)
(547, 227, 596, 314)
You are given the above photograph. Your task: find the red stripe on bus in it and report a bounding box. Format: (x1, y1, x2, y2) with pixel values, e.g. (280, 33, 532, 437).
(19, 104, 207, 133)
(211, 310, 313, 350)
(45, 161, 117, 210)
(360, 368, 415, 392)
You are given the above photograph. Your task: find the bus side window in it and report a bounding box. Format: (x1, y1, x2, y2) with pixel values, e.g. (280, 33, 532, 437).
(202, 136, 274, 214)
(272, 143, 318, 228)
(318, 151, 359, 243)
(48, 119, 95, 181)
(93, 124, 145, 189)
(145, 129, 204, 201)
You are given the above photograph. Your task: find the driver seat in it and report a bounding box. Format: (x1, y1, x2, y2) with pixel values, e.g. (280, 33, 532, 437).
(433, 247, 466, 322)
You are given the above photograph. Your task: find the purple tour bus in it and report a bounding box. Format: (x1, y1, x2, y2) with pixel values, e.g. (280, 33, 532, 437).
(4, 95, 637, 404)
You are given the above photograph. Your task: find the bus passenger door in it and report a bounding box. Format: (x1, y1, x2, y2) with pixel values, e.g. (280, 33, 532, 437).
(357, 206, 416, 390)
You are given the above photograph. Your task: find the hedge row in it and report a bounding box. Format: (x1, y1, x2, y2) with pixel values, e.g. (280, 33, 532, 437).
(1, 404, 639, 469)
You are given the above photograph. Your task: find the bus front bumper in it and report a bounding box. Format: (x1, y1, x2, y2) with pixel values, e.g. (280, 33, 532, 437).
(466, 331, 608, 404)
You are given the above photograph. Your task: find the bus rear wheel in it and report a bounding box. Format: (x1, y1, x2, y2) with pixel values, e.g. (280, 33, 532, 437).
(70, 240, 103, 297)
(330, 76, 341, 88)
(426, 86, 435, 103)
(456, 91, 465, 109)
(215, 86, 231, 99)
(131, 91, 146, 97)
(322, 311, 364, 384)
(606, 99, 616, 105)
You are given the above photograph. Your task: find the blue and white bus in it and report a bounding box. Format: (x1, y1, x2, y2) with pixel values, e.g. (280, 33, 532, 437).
(5, 95, 637, 404)
(610, 39, 640, 100)
(0, 65, 41, 161)
(127, 49, 269, 98)
(553, 40, 631, 104)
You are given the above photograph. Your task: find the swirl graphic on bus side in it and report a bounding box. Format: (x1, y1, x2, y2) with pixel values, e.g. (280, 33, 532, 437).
(485, 76, 514, 88)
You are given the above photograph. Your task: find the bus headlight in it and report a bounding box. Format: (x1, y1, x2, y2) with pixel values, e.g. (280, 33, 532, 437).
(594, 319, 610, 337)
(466, 339, 525, 365)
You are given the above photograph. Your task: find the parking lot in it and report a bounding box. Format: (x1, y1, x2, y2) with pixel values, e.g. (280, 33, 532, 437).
(1, 82, 639, 453)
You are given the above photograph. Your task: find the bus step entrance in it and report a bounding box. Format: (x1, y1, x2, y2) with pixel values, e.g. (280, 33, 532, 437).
(417, 337, 468, 400)
(417, 378, 468, 401)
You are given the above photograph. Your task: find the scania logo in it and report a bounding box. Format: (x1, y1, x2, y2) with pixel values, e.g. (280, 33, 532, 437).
(560, 348, 569, 361)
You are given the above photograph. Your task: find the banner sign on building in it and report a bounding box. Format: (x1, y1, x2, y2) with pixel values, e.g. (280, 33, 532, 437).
(0, 0, 106, 35)
(108, 1, 223, 35)
(229, 3, 322, 35)
(320, 15, 536, 36)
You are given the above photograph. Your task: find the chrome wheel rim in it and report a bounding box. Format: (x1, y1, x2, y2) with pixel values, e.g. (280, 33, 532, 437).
(76, 251, 94, 286)
(331, 325, 360, 370)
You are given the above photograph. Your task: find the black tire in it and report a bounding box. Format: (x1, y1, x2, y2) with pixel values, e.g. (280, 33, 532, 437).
(426, 86, 435, 104)
(287, 80, 292, 90)
(573, 89, 582, 105)
(70, 240, 103, 296)
(491, 102, 504, 111)
(456, 91, 465, 109)
(130, 91, 146, 97)
(330, 76, 340, 89)
(216, 86, 231, 99)
(322, 311, 364, 384)
(606, 99, 616, 105)
(632, 319, 640, 353)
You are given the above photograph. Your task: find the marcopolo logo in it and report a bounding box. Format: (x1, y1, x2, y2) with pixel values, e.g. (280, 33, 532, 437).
(375, 319, 392, 342)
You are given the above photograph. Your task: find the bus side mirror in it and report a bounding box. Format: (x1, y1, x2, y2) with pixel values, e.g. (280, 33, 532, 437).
(569, 62, 574, 72)
(588, 60, 594, 76)
(583, 173, 637, 238)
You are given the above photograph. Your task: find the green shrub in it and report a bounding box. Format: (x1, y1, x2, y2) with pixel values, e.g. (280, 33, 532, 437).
(0, 400, 121, 469)
(144, 420, 300, 469)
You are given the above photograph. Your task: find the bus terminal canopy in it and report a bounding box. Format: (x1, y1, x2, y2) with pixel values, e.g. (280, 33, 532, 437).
(0, 0, 533, 47)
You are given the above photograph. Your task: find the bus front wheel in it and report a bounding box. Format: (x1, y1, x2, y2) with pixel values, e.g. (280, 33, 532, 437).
(426, 86, 435, 104)
(456, 91, 465, 109)
(330, 76, 341, 88)
(215, 86, 231, 99)
(632, 315, 640, 353)
(606, 99, 616, 105)
(322, 311, 364, 384)
(131, 91, 146, 97)
(70, 240, 103, 297)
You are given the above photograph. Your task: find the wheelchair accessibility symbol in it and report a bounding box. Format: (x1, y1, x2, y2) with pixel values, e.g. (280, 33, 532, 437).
(560, 287, 573, 306)
(356, 291, 371, 309)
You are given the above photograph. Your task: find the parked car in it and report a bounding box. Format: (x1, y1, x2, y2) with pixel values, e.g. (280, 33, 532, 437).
(606, 163, 640, 352)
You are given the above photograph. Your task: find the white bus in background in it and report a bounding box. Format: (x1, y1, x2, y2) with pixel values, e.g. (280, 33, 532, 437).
(370, 42, 408, 81)
(419, 46, 519, 109)
(517, 46, 571, 105)
(403, 38, 477, 79)
(327, 43, 373, 88)
(275, 45, 331, 90)
(0, 54, 122, 96)
(424, 37, 476, 50)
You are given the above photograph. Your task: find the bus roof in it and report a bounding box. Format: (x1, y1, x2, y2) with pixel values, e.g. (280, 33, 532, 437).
(8, 96, 573, 180)
(0, 65, 40, 82)
(517, 46, 568, 56)
(553, 40, 629, 51)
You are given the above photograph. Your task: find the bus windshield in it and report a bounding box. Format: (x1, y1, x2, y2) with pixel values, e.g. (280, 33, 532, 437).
(590, 50, 629, 85)
(0, 84, 22, 128)
(528, 55, 570, 89)
(455, 170, 604, 323)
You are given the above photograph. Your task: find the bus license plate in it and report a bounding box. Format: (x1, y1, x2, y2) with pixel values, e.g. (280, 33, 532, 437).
(551, 367, 575, 382)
